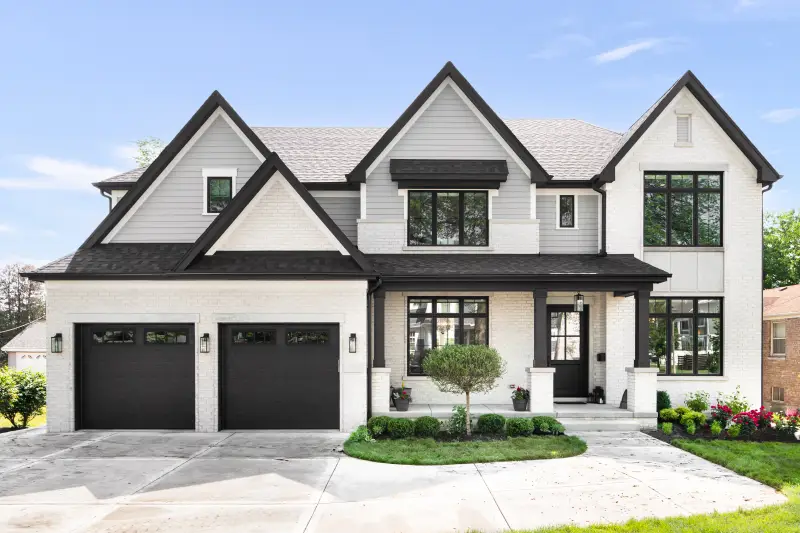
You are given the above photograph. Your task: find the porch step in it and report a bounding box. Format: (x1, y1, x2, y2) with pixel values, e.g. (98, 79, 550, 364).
(561, 418, 656, 432)
(554, 409, 633, 419)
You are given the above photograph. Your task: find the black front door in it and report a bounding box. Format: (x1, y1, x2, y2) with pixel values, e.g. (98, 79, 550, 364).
(547, 306, 589, 398)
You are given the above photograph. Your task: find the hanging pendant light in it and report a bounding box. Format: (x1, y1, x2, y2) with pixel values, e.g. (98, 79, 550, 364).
(574, 293, 584, 312)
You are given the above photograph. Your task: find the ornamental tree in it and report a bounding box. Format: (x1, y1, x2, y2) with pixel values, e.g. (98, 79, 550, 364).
(423, 344, 506, 435)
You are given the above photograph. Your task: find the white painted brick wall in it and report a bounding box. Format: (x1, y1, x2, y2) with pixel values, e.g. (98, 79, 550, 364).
(44, 279, 367, 433)
(605, 294, 635, 407)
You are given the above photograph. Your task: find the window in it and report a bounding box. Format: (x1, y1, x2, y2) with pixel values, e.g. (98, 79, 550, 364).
(92, 329, 135, 344)
(772, 386, 785, 403)
(232, 329, 276, 345)
(648, 297, 722, 376)
(286, 330, 329, 345)
(643, 172, 722, 247)
(203, 168, 237, 214)
(408, 191, 488, 246)
(772, 322, 786, 356)
(550, 310, 581, 360)
(557, 195, 576, 228)
(145, 329, 190, 344)
(407, 297, 488, 375)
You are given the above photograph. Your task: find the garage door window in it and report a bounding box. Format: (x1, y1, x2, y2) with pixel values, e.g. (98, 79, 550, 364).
(233, 330, 276, 344)
(286, 330, 329, 345)
(145, 329, 190, 344)
(92, 329, 135, 344)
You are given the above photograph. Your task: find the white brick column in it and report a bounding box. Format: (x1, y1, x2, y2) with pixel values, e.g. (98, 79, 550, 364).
(626, 367, 659, 416)
(527, 367, 556, 415)
(605, 293, 635, 407)
(371, 368, 391, 414)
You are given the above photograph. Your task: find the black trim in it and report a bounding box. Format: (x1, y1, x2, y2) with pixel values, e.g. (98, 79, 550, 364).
(81, 91, 272, 249)
(391, 159, 508, 190)
(537, 180, 595, 189)
(24, 272, 376, 281)
(395, 179, 505, 190)
(547, 304, 590, 398)
(407, 191, 489, 247)
(595, 70, 781, 184)
(206, 176, 233, 214)
(93, 181, 136, 192)
(382, 279, 661, 292)
(558, 195, 575, 228)
(346, 61, 552, 183)
(304, 181, 361, 191)
(174, 153, 373, 273)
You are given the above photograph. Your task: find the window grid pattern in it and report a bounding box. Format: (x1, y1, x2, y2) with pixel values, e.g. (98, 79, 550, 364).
(407, 191, 489, 246)
(207, 177, 233, 214)
(772, 322, 787, 356)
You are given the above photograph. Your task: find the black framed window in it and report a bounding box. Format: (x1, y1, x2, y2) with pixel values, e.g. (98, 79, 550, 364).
(550, 310, 581, 360)
(408, 191, 488, 246)
(207, 177, 233, 213)
(643, 172, 722, 246)
(558, 195, 575, 228)
(92, 329, 135, 344)
(286, 330, 329, 345)
(232, 329, 276, 344)
(648, 297, 722, 376)
(407, 297, 488, 375)
(145, 329, 190, 344)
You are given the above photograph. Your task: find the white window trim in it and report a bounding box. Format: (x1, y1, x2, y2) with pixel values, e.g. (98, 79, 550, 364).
(772, 386, 785, 403)
(555, 194, 578, 230)
(771, 321, 787, 357)
(202, 168, 238, 216)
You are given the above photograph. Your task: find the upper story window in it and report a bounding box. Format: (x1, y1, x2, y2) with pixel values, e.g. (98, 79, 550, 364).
(408, 191, 488, 246)
(203, 168, 237, 215)
(557, 195, 576, 229)
(643, 172, 722, 247)
(772, 322, 786, 357)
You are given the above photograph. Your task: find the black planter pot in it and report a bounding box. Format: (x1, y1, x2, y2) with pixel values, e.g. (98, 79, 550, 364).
(512, 399, 529, 412)
(395, 398, 410, 412)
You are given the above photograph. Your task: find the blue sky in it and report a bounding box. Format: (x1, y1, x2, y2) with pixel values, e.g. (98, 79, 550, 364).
(0, 0, 798, 266)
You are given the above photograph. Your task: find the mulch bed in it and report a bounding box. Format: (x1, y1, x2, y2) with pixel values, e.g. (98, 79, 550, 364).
(644, 425, 800, 444)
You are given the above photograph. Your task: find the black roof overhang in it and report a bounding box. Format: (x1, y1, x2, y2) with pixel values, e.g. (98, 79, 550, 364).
(390, 159, 508, 190)
(378, 274, 669, 293)
(24, 272, 377, 282)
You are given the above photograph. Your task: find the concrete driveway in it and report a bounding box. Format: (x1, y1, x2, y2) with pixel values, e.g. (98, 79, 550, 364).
(0, 429, 785, 533)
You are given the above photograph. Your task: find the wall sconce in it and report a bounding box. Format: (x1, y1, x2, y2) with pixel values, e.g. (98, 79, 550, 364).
(200, 333, 210, 353)
(51, 333, 63, 353)
(349, 333, 357, 353)
(574, 293, 584, 313)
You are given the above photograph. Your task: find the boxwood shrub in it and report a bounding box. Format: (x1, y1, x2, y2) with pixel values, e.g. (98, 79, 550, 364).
(387, 418, 414, 439)
(506, 417, 534, 437)
(367, 415, 391, 437)
(414, 416, 440, 438)
(476, 414, 506, 435)
(680, 411, 707, 428)
(659, 408, 680, 422)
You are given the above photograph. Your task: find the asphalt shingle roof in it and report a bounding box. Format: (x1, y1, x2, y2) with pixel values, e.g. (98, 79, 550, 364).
(98, 119, 622, 186)
(764, 284, 800, 318)
(2, 321, 46, 352)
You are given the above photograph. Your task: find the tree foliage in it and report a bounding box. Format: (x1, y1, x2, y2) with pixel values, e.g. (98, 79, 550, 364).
(134, 136, 165, 168)
(764, 210, 800, 289)
(0, 368, 46, 428)
(423, 344, 505, 435)
(0, 264, 45, 363)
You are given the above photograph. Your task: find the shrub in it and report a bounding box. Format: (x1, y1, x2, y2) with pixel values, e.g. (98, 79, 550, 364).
(710, 404, 733, 425)
(710, 420, 723, 437)
(661, 422, 673, 435)
(506, 417, 534, 437)
(659, 408, 680, 423)
(732, 407, 772, 436)
(476, 414, 506, 435)
(685, 390, 710, 412)
(532, 416, 561, 435)
(414, 416, 440, 438)
(423, 345, 506, 436)
(685, 420, 697, 435)
(449, 405, 467, 437)
(348, 425, 374, 443)
(367, 415, 391, 437)
(716, 386, 749, 415)
(550, 422, 565, 435)
(387, 418, 414, 439)
(680, 411, 707, 428)
(727, 423, 742, 438)
(656, 390, 671, 412)
(675, 406, 691, 418)
(0, 368, 46, 429)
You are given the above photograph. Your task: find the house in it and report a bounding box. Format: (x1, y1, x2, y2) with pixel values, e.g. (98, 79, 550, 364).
(763, 284, 800, 410)
(25, 62, 779, 432)
(2, 320, 47, 373)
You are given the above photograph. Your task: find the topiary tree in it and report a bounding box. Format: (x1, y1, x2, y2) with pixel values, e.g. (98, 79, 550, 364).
(423, 344, 506, 436)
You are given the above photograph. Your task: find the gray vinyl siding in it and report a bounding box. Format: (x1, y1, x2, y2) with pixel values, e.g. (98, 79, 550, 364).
(365, 85, 530, 221)
(111, 116, 262, 243)
(311, 194, 359, 245)
(537, 195, 599, 254)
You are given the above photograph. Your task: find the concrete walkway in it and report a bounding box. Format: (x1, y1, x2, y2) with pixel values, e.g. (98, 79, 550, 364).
(0, 429, 785, 532)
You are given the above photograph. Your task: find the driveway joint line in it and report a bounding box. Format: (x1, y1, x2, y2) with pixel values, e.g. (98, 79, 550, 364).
(0, 431, 119, 476)
(474, 462, 511, 531)
(303, 456, 340, 533)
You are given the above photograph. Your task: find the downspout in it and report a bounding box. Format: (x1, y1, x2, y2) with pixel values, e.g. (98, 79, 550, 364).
(591, 177, 607, 256)
(760, 182, 773, 408)
(100, 189, 112, 212)
(365, 278, 383, 420)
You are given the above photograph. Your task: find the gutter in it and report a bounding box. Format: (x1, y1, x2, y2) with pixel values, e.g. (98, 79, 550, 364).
(591, 176, 607, 256)
(365, 278, 383, 421)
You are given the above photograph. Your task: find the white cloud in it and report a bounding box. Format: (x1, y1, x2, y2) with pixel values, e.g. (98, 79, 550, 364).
(113, 143, 138, 162)
(0, 224, 14, 234)
(593, 38, 665, 63)
(0, 157, 122, 191)
(531, 33, 593, 60)
(761, 108, 800, 123)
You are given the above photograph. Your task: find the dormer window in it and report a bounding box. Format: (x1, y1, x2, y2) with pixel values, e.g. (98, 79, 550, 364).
(202, 168, 237, 215)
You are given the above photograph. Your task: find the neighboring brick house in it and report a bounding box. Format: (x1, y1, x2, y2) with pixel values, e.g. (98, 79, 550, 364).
(763, 285, 800, 410)
(24, 62, 780, 433)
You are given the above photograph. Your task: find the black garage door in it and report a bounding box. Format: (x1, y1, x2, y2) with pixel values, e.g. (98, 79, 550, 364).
(220, 324, 339, 430)
(78, 324, 195, 430)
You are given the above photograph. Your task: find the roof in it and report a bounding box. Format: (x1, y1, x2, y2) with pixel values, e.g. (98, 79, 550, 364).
(2, 321, 46, 352)
(764, 285, 800, 318)
(368, 254, 670, 282)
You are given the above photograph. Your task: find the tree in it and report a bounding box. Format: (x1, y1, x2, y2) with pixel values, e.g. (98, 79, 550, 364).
(0, 264, 45, 353)
(764, 210, 800, 289)
(134, 136, 164, 168)
(422, 344, 506, 436)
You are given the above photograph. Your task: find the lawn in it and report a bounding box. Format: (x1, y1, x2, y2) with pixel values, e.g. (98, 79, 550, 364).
(514, 439, 800, 533)
(0, 408, 46, 430)
(343, 435, 586, 465)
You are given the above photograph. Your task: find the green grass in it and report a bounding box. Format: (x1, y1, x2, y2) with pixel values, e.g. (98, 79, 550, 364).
(343, 435, 586, 465)
(511, 439, 800, 533)
(0, 408, 46, 429)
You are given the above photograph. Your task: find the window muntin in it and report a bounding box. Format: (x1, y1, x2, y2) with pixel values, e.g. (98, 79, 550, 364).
(92, 329, 135, 344)
(772, 322, 787, 356)
(145, 329, 190, 344)
(207, 177, 232, 214)
(232, 330, 276, 345)
(286, 330, 329, 345)
(550, 311, 581, 361)
(407, 296, 488, 375)
(557, 195, 576, 228)
(772, 386, 785, 403)
(648, 297, 722, 376)
(644, 172, 722, 247)
(407, 191, 488, 246)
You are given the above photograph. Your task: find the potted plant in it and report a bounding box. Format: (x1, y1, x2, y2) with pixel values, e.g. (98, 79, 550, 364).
(511, 386, 529, 411)
(393, 389, 411, 411)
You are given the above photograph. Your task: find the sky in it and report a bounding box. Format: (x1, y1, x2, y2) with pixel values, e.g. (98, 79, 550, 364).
(0, 0, 798, 267)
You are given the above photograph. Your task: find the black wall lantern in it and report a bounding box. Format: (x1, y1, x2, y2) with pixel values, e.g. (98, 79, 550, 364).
(200, 333, 210, 353)
(50, 333, 63, 353)
(574, 293, 584, 312)
(349, 333, 357, 353)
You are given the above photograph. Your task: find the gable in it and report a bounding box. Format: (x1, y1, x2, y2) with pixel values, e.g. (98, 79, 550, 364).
(209, 172, 343, 254)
